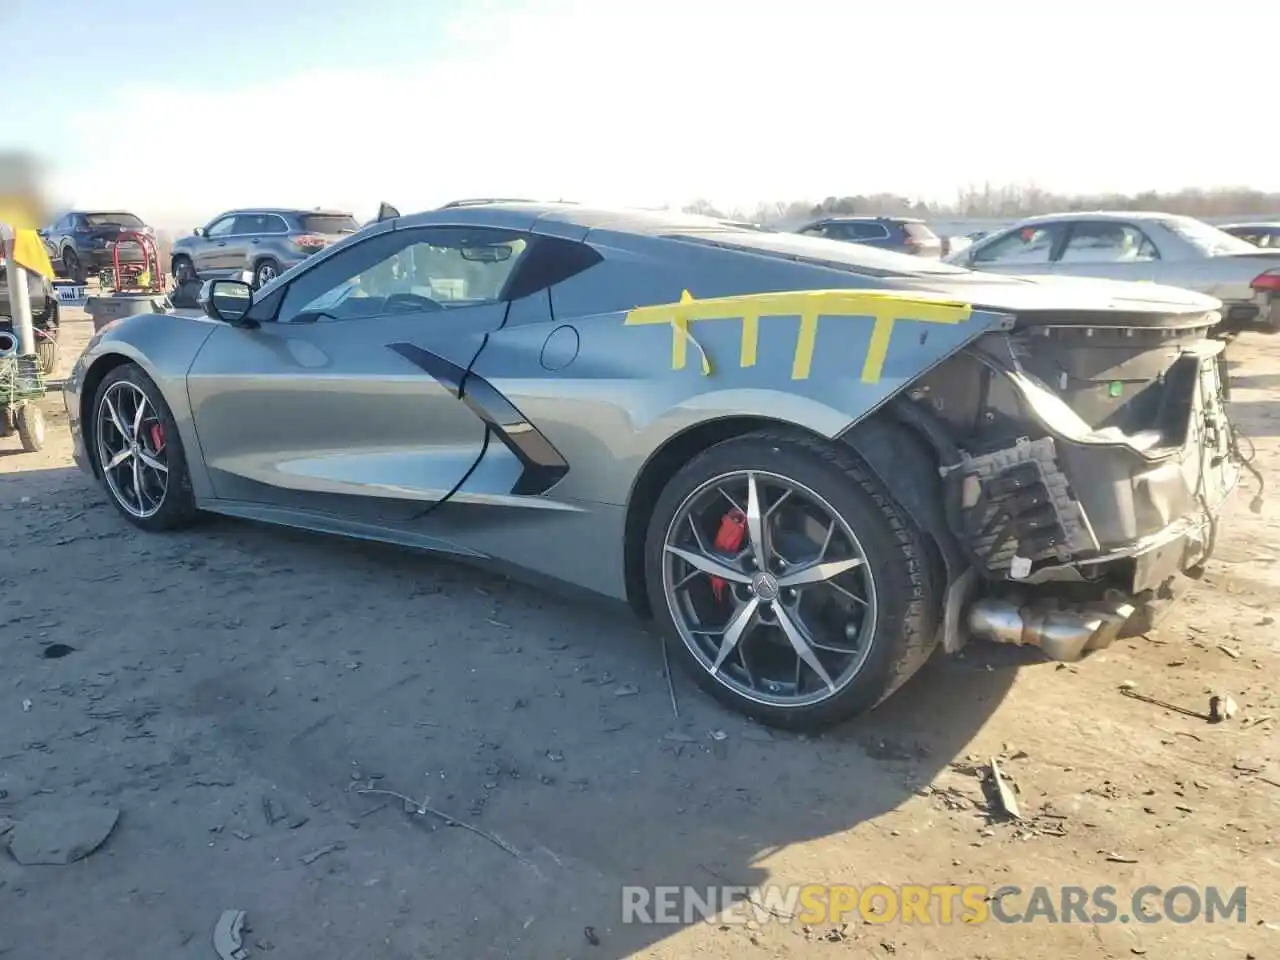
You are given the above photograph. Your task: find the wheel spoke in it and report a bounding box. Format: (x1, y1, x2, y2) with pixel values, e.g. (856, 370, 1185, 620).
(824, 579, 869, 608)
(138, 450, 167, 474)
(775, 604, 836, 692)
(132, 395, 149, 437)
(664, 544, 752, 584)
(130, 455, 145, 510)
(711, 597, 759, 674)
(744, 472, 771, 565)
(103, 395, 130, 440)
(105, 448, 132, 470)
(777, 557, 864, 588)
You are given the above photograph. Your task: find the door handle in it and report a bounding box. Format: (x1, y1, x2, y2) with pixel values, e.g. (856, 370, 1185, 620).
(216, 242, 227, 247)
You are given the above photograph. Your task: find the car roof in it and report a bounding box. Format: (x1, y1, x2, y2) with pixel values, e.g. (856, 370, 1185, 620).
(1012, 210, 1183, 225)
(401, 201, 756, 236)
(807, 215, 923, 223)
(1221, 221, 1280, 229)
(219, 207, 354, 218)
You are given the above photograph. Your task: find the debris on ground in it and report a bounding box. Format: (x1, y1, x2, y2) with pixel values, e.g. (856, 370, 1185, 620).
(1208, 693, 1239, 723)
(987, 758, 1022, 820)
(1119, 687, 1211, 721)
(5, 806, 119, 865)
(300, 842, 345, 865)
(213, 909, 249, 960)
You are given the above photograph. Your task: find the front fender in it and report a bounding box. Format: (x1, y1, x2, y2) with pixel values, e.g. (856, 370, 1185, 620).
(68, 311, 220, 497)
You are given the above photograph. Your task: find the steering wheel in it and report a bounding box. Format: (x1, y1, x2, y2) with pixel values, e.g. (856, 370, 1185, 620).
(384, 292, 444, 313)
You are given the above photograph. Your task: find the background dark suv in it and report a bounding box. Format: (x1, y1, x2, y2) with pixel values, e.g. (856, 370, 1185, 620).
(39, 210, 155, 283)
(794, 216, 943, 257)
(170, 208, 360, 289)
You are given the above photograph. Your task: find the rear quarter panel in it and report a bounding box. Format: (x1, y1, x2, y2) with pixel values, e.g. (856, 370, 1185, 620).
(476, 234, 1012, 506)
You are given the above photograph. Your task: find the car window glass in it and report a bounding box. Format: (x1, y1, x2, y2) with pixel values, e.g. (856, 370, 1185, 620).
(263, 215, 290, 235)
(206, 217, 236, 238)
(972, 225, 1061, 264)
(232, 214, 268, 235)
(1059, 222, 1159, 263)
(282, 229, 528, 322)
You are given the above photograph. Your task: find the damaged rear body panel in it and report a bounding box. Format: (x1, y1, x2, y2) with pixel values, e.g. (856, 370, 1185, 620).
(847, 276, 1245, 661)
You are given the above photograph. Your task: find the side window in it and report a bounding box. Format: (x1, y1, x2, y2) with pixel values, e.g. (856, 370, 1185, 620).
(206, 217, 236, 238)
(821, 223, 851, 240)
(848, 222, 890, 241)
(972, 224, 1063, 265)
(279, 227, 528, 323)
(797, 225, 825, 237)
(263, 215, 290, 235)
(231, 214, 268, 235)
(1059, 222, 1159, 263)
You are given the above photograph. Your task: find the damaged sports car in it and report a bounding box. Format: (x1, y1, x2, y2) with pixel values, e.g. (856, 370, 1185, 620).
(63, 201, 1257, 729)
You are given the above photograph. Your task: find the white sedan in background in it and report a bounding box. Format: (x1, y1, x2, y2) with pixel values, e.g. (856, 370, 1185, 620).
(946, 211, 1280, 330)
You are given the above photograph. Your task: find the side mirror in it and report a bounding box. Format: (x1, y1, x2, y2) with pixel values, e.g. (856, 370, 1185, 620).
(201, 279, 254, 324)
(193, 227, 205, 237)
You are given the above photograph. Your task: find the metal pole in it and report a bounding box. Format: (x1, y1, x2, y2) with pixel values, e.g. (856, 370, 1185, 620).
(3, 254, 36, 356)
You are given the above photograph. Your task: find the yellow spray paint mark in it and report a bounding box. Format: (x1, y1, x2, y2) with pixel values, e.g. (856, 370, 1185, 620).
(624, 289, 973, 382)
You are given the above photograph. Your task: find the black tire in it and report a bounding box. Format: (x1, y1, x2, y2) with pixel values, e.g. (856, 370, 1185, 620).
(253, 258, 281, 290)
(92, 363, 200, 531)
(62, 248, 87, 285)
(172, 256, 195, 285)
(644, 430, 940, 731)
(16, 403, 45, 452)
(35, 339, 58, 377)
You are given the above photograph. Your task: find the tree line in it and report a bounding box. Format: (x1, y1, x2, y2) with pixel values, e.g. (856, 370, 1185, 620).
(682, 184, 1280, 225)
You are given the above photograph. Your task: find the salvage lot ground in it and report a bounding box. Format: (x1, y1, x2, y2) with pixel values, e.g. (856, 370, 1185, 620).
(1, 313, 1276, 960)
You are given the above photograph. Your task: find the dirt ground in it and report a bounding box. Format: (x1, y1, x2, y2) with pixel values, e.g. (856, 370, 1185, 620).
(0, 313, 1276, 960)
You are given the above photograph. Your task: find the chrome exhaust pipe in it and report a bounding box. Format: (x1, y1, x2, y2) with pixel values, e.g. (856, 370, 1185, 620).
(0, 330, 17, 358)
(966, 597, 1135, 662)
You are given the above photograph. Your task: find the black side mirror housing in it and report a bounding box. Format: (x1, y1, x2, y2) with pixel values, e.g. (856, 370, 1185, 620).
(200, 279, 257, 327)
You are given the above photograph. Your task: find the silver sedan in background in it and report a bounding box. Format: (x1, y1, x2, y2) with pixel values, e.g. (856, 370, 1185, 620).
(947, 211, 1280, 330)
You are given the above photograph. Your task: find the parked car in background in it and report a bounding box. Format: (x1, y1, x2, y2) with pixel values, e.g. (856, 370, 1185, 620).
(1220, 222, 1280, 249)
(793, 216, 943, 257)
(171, 208, 360, 289)
(39, 210, 155, 284)
(947, 211, 1280, 331)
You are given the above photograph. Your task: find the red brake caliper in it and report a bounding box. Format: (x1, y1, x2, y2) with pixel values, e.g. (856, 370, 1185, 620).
(709, 509, 747, 601)
(149, 423, 165, 451)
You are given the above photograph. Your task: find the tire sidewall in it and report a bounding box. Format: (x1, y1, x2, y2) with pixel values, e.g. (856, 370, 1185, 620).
(92, 363, 198, 530)
(644, 432, 934, 730)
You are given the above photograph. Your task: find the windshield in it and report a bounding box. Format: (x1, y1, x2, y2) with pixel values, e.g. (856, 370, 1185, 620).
(83, 212, 144, 228)
(1161, 216, 1259, 257)
(300, 214, 359, 235)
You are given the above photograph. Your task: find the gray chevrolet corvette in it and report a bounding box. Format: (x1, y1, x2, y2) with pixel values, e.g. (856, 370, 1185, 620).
(63, 200, 1251, 730)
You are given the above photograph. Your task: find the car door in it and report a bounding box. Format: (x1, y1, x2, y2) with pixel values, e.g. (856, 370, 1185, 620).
(225, 213, 268, 274)
(196, 215, 239, 275)
(185, 223, 533, 527)
(965, 222, 1067, 276)
(1051, 220, 1160, 282)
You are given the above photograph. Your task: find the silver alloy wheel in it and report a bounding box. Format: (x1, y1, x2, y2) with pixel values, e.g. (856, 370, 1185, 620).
(662, 470, 879, 708)
(95, 380, 169, 519)
(256, 262, 277, 286)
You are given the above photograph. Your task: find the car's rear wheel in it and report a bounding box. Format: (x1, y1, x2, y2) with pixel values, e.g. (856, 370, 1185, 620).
(92, 363, 200, 531)
(254, 258, 280, 289)
(644, 431, 939, 731)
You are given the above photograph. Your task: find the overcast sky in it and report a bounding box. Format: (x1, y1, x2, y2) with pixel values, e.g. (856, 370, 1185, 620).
(4, 0, 1273, 228)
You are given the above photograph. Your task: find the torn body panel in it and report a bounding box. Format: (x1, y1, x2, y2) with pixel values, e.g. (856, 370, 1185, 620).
(845, 303, 1247, 660)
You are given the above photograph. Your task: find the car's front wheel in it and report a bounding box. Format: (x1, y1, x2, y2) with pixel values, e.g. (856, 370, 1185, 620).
(644, 431, 939, 731)
(171, 256, 196, 285)
(92, 363, 200, 531)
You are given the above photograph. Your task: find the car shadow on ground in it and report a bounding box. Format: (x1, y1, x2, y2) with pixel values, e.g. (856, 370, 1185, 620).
(1, 466, 1021, 959)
